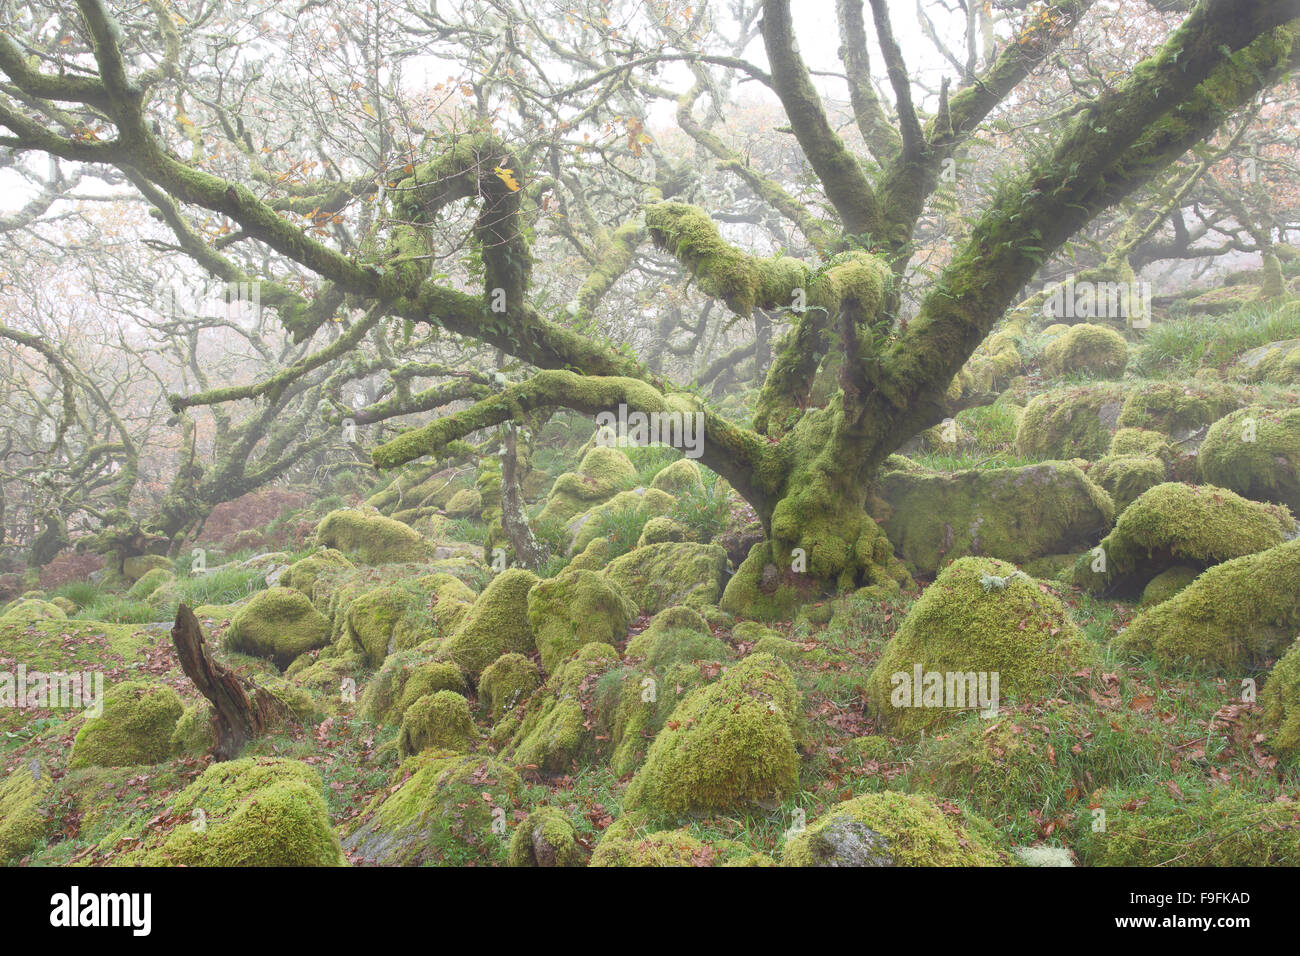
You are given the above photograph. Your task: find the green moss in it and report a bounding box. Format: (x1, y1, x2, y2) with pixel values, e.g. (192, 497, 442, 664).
(0, 599, 66, 623)
(1198, 406, 1300, 513)
(314, 508, 430, 564)
(121, 554, 173, 582)
(1072, 482, 1292, 595)
(126, 567, 175, 601)
(478, 652, 541, 721)
(344, 585, 427, 667)
(506, 643, 622, 772)
(440, 567, 538, 678)
(589, 810, 750, 867)
(1109, 427, 1173, 460)
(506, 806, 586, 867)
(636, 516, 690, 547)
(570, 487, 677, 556)
(443, 487, 483, 518)
(1116, 380, 1243, 439)
(843, 735, 892, 763)
(224, 586, 331, 669)
(605, 542, 727, 614)
(866, 558, 1097, 736)
(1087, 454, 1167, 514)
(416, 571, 477, 634)
(1075, 783, 1300, 866)
(1015, 384, 1125, 460)
(1041, 323, 1129, 379)
(624, 605, 728, 670)
(170, 700, 216, 756)
(623, 653, 800, 816)
(0, 765, 48, 864)
(648, 458, 704, 496)
(1138, 564, 1200, 607)
(1263, 637, 1300, 765)
(567, 536, 614, 572)
(279, 548, 354, 601)
(876, 461, 1114, 576)
(537, 445, 637, 524)
(527, 569, 638, 674)
(1116, 538, 1300, 672)
(344, 750, 520, 865)
(781, 791, 1005, 866)
(399, 690, 475, 755)
(359, 653, 467, 724)
(1234, 337, 1300, 384)
(127, 757, 345, 866)
(69, 680, 183, 768)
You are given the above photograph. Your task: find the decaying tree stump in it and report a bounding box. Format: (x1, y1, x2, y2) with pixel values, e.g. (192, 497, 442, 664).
(170, 603, 290, 760)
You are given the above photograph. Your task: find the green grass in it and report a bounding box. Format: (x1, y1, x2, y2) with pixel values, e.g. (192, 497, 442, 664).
(1131, 299, 1300, 376)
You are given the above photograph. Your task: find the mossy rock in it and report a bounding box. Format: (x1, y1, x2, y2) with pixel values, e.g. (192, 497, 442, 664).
(569, 487, 676, 555)
(537, 445, 637, 524)
(1263, 637, 1300, 765)
(1041, 323, 1128, 379)
(441, 568, 539, 678)
(866, 558, 1097, 736)
(0, 599, 66, 623)
(478, 652, 541, 722)
(0, 765, 48, 864)
(49, 596, 77, 616)
(343, 750, 520, 865)
(121, 554, 173, 582)
(1087, 454, 1167, 514)
(527, 569, 638, 674)
(1116, 380, 1244, 441)
(279, 548, 354, 601)
(1116, 538, 1300, 672)
(126, 567, 175, 601)
(1071, 482, 1293, 595)
(875, 461, 1114, 576)
(443, 487, 483, 519)
(1109, 426, 1173, 460)
(506, 807, 586, 867)
(398, 690, 475, 756)
(1014, 384, 1124, 460)
(314, 508, 430, 564)
(344, 585, 428, 667)
(359, 653, 468, 725)
(567, 535, 614, 572)
(124, 758, 345, 866)
(1198, 405, 1300, 513)
(170, 700, 216, 756)
(624, 605, 729, 670)
(781, 791, 1005, 867)
(69, 680, 184, 768)
(623, 653, 800, 816)
(1138, 564, 1200, 607)
(589, 810, 750, 867)
(505, 643, 623, 772)
(604, 542, 727, 614)
(648, 458, 704, 496)
(415, 571, 477, 634)
(1233, 337, 1300, 384)
(1074, 783, 1300, 866)
(225, 586, 331, 669)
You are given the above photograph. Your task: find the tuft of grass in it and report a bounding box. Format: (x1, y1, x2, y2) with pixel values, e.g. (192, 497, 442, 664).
(1130, 300, 1300, 376)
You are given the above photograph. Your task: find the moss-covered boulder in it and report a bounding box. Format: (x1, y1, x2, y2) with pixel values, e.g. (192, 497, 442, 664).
(604, 542, 727, 614)
(569, 487, 675, 555)
(1198, 406, 1300, 513)
(122, 554, 173, 582)
(648, 458, 704, 496)
(1116, 380, 1243, 441)
(0, 765, 48, 864)
(1041, 323, 1128, 379)
(0, 599, 66, 623)
(359, 653, 468, 725)
(527, 569, 637, 674)
(1087, 454, 1167, 514)
(589, 810, 750, 867)
(866, 558, 1097, 735)
(224, 586, 331, 669)
(343, 750, 520, 865)
(781, 791, 1005, 867)
(478, 652, 541, 721)
(504, 643, 623, 772)
(506, 807, 586, 867)
(875, 461, 1113, 576)
(624, 605, 729, 670)
(567, 536, 614, 572)
(125, 758, 345, 866)
(623, 653, 800, 816)
(1071, 482, 1293, 595)
(314, 508, 430, 564)
(443, 487, 483, 519)
(1075, 783, 1300, 866)
(279, 548, 354, 601)
(440, 568, 538, 678)
(416, 572, 477, 634)
(69, 680, 184, 768)
(636, 516, 690, 547)
(1117, 538, 1300, 672)
(1263, 637, 1300, 765)
(1233, 337, 1300, 384)
(1138, 564, 1200, 607)
(1015, 384, 1124, 460)
(398, 690, 475, 755)
(170, 701, 216, 756)
(537, 445, 637, 524)
(343, 585, 428, 666)
(126, 566, 175, 601)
